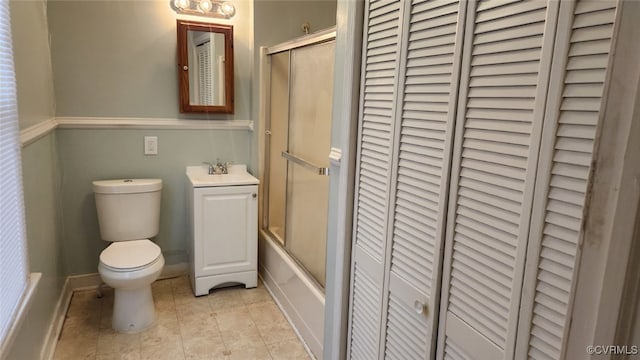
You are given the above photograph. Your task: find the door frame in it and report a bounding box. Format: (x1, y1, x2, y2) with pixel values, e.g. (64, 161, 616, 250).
(566, 1, 640, 357)
(321, 0, 364, 359)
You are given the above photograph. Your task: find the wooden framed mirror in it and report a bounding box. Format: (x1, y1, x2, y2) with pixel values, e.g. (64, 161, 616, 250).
(177, 20, 234, 113)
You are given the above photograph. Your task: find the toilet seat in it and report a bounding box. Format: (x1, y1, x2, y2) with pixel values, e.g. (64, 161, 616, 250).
(100, 239, 162, 272)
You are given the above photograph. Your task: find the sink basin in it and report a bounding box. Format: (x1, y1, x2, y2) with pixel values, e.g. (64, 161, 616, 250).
(186, 164, 259, 187)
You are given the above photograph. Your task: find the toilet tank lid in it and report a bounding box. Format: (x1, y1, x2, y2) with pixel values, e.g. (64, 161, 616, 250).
(93, 179, 162, 194)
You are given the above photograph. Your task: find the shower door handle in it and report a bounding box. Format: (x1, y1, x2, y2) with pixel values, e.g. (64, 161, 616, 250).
(281, 151, 330, 176)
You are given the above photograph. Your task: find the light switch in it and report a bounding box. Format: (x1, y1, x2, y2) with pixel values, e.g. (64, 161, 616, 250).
(144, 136, 158, 155)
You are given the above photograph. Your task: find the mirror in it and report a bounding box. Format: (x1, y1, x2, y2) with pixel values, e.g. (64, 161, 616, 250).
(177, 20, 234, 113)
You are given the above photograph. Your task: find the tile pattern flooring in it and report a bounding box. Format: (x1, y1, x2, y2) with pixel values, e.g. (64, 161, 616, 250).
(53, 276, 311, 360)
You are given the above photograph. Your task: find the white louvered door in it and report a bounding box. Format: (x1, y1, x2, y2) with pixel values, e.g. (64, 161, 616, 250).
(437, 1, 560, 359)
(348, 0, 464, 358)
(516, 1, 618, 359)
(382, 0, 464, 359)
(348, 0, 403, 358)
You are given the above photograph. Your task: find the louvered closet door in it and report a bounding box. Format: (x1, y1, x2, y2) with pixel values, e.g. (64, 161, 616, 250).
(437, 1, 560, 359)
(382, 0, 464, 359)
(348, 0, 403, 358)
(516, 1, 618, 359)
(348, 0, 465, 357)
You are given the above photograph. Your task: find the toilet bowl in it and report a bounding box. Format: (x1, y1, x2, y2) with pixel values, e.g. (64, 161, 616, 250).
(93, 178, 164, 333)
(98, 239, 164, 332)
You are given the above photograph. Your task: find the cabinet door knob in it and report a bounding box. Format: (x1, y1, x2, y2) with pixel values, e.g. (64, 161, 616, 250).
(252, 193, 257, 198)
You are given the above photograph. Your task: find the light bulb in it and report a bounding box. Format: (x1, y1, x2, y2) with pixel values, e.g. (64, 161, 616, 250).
(173, 0, 190, 10)
(220, 2, 236, 17)
(198, 0, 213, 12)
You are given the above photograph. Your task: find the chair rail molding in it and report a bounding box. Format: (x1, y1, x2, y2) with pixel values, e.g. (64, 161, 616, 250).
(19, 117, 254, 146)
(55, 117, 253, 131)
(19, 118, 57, 147)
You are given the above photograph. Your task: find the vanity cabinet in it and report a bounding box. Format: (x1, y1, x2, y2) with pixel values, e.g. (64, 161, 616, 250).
(186, 165, 259, 296)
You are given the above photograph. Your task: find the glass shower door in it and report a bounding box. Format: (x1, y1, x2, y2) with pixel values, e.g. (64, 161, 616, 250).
(285, 41, 334, 287)
(265, 40, 335, 288)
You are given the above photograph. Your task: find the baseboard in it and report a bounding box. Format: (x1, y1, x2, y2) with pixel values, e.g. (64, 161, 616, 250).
(160, 262, 189, 279)
(67, 273, 100, 291)
(39, 263, 189, 359)
(41, 278, 73, 360)
(67, 262, 189, 292)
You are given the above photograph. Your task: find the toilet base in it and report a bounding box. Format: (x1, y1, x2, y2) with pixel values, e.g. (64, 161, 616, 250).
(98, 253, 164, 333)
(112, 285, 156, 333)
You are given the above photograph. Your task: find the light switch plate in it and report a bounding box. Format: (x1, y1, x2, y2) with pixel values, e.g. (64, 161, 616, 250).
(144, 136, 158, 155)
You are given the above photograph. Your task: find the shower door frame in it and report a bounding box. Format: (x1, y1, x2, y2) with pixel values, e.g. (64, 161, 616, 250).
(257, 28, 337, 359)
(262, 29, 335, 287)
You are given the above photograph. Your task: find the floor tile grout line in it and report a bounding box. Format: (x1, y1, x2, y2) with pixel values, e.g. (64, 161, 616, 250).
(96, 290, 103, 360)
(210, 284, 276, 359)
(172, 285, 189, 360)
(212, 305, 232, 358)
(247, 297, 275, 360)
(92, 290, 102, 360)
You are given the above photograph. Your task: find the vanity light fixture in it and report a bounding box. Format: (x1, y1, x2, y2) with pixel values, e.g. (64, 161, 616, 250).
(170, 0, 236, 19)
(198, 0, 213, 12)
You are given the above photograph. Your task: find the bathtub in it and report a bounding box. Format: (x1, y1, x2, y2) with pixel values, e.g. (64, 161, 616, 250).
(258, 231, 325, 358)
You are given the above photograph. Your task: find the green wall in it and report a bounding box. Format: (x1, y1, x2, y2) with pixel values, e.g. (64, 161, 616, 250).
(45, 0, 256, 274)
(10, 0, 55, 129)
(47, 0, 253, 121)
(8, 133, 65, 360)
(56, 128, 252, 274)
(7, 0, 64, 358)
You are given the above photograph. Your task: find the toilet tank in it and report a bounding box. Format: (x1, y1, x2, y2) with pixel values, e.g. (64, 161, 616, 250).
(93, 179, 162, 242)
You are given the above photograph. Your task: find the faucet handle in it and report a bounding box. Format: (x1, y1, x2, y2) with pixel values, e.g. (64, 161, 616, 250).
(214, 158, 229, 174)
(202, 161, 215, 175)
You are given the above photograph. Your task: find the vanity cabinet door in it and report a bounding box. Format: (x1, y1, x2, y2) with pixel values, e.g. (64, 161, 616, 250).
(193, 185, 258, 277)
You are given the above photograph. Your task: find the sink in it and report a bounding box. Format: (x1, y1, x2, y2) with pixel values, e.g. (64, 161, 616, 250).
(186, 164, 259, 187)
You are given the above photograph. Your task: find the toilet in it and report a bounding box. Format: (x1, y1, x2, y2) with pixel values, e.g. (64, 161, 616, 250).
(92, 178, 165, 333)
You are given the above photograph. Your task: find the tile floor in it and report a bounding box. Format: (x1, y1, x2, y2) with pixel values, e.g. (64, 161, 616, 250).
(53, 276, 312, 360)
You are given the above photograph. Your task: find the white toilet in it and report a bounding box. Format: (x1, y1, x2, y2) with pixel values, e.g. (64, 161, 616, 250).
(92, 178, 165, 333)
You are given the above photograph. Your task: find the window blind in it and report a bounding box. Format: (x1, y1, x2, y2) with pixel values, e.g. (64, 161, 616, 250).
(0, 0, 29, 349)
(197, 41, 214, 105)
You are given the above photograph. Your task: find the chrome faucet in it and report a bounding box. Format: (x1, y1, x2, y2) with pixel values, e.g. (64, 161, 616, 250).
(215, 160, 228, 175)
(203, 160, 228, 175)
